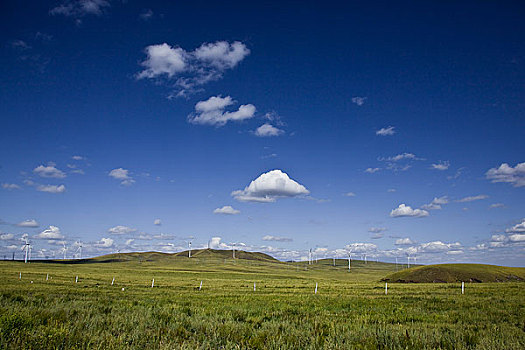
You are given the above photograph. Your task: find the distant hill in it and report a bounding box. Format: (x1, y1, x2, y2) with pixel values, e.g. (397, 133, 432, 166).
(80, 248, 279, 264)
(382, 263, 525, 283)
(173, 248, 279, 262)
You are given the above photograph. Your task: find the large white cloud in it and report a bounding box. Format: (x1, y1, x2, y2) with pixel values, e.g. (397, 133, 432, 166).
(486, 162, 525, 187)
(232, 169, 309, 203)
(108, 168, 135, 186)
(33, 165, 66, 178)
(37, 184, 66, 193)
(1, 233, 14, 240)
(16, 219, 39, 228)
(254, 123, 284, 137)
(137, 41, 250, 96)
(390, 204, 429, 218)
(188, 96, 256, 126)
(108, 225, 136, 235)
(36, 226, 64, 239)
(213, 206, 240, 215)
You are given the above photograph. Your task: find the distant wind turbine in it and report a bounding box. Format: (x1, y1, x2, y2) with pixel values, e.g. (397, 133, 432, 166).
(62, 243, 68, 260)
(22, 239, 30, 264)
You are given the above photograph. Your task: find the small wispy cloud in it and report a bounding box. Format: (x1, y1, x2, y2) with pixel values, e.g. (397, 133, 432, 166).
(455, 194, 488, 203)
(375, 126, 395, 136)
(108, 168, 135, 186)
(213, 206, 241, 215)
(351, 96, 367, 106)
(188, 96, 256, 126)
(431, 161, 450, 171)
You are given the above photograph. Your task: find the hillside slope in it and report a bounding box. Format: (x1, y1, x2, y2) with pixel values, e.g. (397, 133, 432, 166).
(382, 263, 525, 283)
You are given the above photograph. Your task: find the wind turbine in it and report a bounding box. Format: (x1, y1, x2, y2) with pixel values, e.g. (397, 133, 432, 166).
(406, 253, 410, 268)
(232, 243, 235, 259)
(75, 241, 83, 259)
(188, 241, 192, 258)
(62, 243, 68, 260)
(347, 250, 353, 271)
(22, 239, 30, 263)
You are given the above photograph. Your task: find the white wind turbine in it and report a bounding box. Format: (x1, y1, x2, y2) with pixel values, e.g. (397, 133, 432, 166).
(75, 241, 83, 259)
(347, 249, 353, 271)
(188, 241, 192, 258)
(22, 239, 30, 263)
(62, 243, 68, 260)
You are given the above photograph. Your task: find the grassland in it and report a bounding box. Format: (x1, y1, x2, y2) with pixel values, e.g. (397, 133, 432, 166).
(0, 252, 523, 349)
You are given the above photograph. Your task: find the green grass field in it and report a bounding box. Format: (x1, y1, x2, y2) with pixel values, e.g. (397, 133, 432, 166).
(1, 252, 524, 349)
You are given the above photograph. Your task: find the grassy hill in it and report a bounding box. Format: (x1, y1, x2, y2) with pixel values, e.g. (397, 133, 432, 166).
(382, 263, 525, 283)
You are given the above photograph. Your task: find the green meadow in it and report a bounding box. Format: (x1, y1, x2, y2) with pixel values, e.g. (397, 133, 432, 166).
(0, 252, 524, 349)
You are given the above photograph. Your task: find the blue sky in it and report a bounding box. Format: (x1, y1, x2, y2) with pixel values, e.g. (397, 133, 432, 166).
(1, 0, 524, 265)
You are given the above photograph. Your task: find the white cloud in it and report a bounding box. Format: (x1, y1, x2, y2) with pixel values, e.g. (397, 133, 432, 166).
(208, 237, 225, 249)
(506, 219, 525, 233)
(395, 238, 416, 245)
(368, 227, 386, 233)
(455, 194, 488, 203)
(1, 233, 14, 240)
(50, 0, 110, 18)
(154, 219, 161, 226)
(2, 183, 21, 190)
(254, 123, 284, 137)
(422, 196, 449, 210)
(351, 96, 366, 106)
(37, 184, 66, 193)
(71, 155, 84, 160)
(365, 167, 380, 173)
(194, 41, 250, 69)
(139, 9, 153, 21)
(35, 226, 64, 239)
(232, 169, 309, 203)
(489, 203, 505, 209)
(108, 168, 135, 186)
(419, 241, 461, 253)
(345, 243, 377, 253)
(486, 162, 525, 187)
(16, 219, 39, 228)
(431, 161, 450, 170)
(137, 41, 250, 96)
(508, 234, 525, 242)
(344, 192, 356, 197)
(137, 43, 186, 79)
(381, 153, 419, 162)
(33, 165, 66, 178)
(108, 225, 136, 235)
(188, 96, 256, 126)
(213, 206, 240, 215)
(376, 126, 395, 136)
(262, 235, 292, 242)
(390, 204, 429, 218)
(96, 237, 114, 248)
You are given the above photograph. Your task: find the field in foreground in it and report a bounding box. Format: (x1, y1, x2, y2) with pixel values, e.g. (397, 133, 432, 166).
(0, 254, 524, 349)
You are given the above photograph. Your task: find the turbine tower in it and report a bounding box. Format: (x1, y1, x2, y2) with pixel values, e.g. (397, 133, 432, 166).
(22, 239, 30, 263)
(75, 241, 83, 259)
(188, 241, 192, 258)
(62, 243, 68, 260)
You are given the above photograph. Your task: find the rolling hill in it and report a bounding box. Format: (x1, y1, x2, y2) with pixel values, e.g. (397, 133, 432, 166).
(382, 263, 525, 283)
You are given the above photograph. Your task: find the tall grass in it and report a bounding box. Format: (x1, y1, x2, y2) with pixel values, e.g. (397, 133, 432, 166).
(0, 258, 523, 349)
